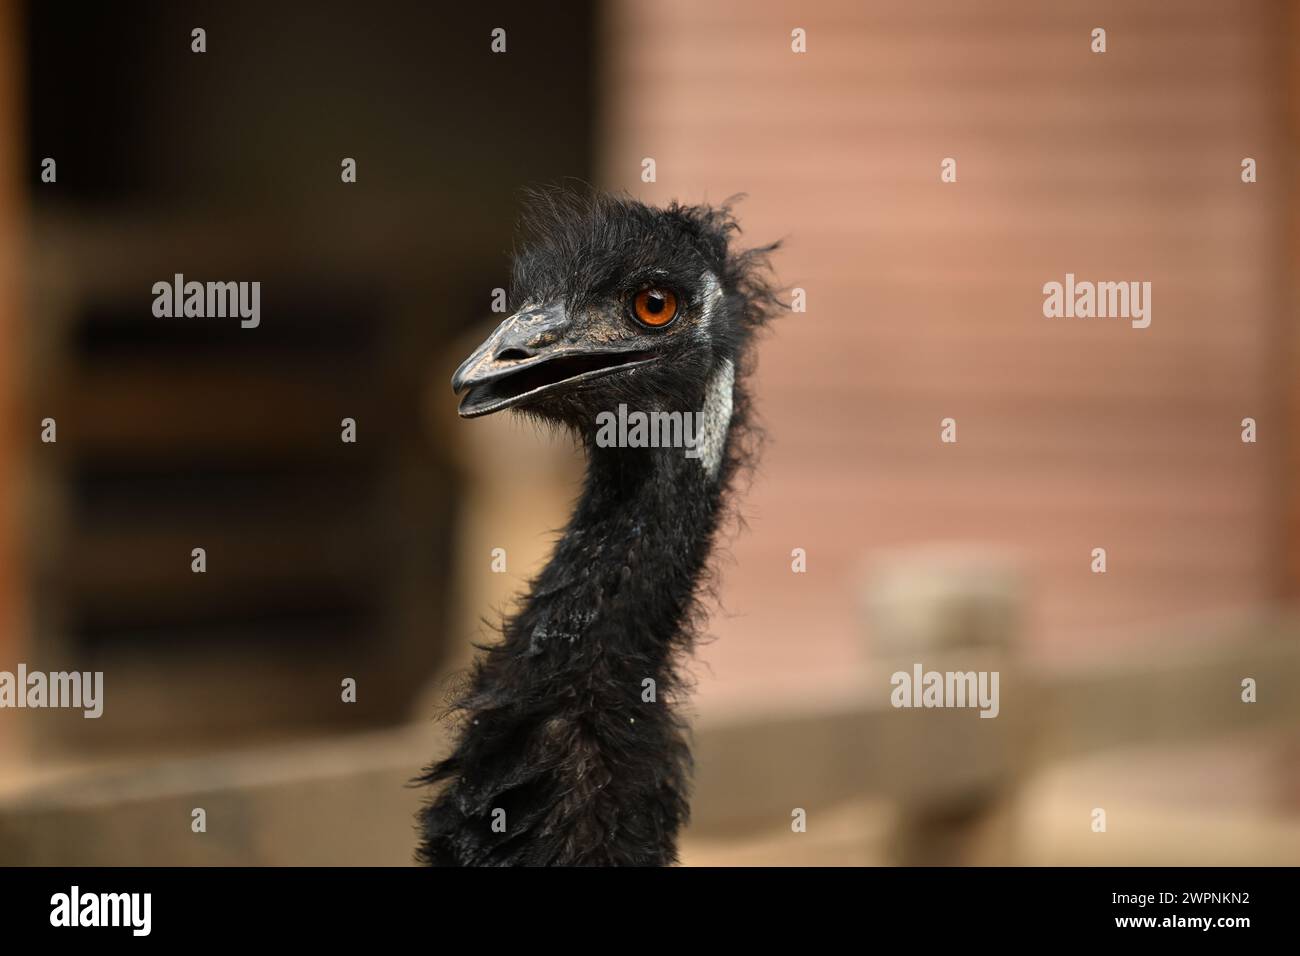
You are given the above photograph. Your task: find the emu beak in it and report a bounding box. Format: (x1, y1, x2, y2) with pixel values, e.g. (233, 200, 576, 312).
(451, 303, 658, 418)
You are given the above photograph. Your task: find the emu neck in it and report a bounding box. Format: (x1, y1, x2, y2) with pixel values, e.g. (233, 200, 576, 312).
(519, 358, 736, 667)
(529, 440, 725, 652)
(418, 366, 739, 866)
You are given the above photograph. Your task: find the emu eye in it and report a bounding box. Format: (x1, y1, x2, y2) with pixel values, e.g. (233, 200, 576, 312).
(632, 288, 678, 328)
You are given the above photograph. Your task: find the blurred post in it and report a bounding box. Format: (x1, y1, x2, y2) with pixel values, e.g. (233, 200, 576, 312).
(1289, 4, 1300, 599)
(0, 0, 27, 762)
(864, 549, 1025, 865)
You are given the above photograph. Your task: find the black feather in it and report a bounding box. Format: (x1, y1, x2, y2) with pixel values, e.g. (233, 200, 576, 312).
(416, 187, 780, 866)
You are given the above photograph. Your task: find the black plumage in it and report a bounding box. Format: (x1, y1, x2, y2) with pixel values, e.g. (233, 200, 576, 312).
(417, 188, 779, 866)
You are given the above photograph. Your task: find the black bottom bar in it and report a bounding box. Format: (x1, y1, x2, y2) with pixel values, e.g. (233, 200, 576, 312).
(0, 866, 1280, 942)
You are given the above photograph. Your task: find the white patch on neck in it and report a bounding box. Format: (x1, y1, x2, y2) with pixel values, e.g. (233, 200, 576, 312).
(697, 271, 723, 340)
(696, 358, 734, 478)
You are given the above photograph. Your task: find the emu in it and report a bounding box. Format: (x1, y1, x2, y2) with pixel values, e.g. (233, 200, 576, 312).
(417, 189, 779, 866)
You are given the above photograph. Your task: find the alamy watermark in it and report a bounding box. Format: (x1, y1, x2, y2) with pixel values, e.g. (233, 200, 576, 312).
(152, 273, 260, 328)
(0, 664, 103, 718)
(595, 405, 704, 459)
(890, 663, 999, 718)
(1043, 273, 1151, 329)
(50, 886, 150, 936)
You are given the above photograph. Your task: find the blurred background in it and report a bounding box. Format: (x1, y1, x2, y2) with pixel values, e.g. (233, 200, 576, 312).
(0, 0, 1297, 865)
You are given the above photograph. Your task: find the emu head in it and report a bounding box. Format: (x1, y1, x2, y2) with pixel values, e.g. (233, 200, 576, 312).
(452, 191, 776, 432)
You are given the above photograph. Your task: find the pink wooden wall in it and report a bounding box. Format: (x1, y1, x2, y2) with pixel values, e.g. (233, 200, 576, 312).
(600, 0, 1289, 709)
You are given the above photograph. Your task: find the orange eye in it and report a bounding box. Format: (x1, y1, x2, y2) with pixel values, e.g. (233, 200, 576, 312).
(632, 288, 678, 327)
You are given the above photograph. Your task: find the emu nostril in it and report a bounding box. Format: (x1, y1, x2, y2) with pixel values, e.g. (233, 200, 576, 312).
(495, 347, 532, 362)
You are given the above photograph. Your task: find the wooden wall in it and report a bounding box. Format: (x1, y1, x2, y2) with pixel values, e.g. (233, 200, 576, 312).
(600, 0, 1290, 709)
